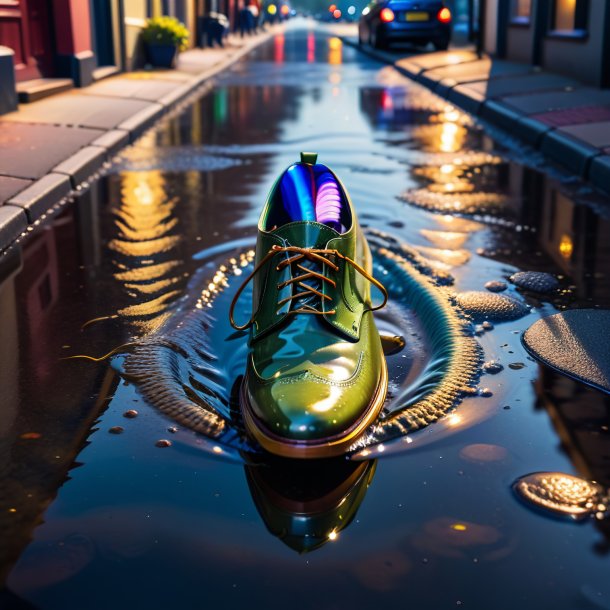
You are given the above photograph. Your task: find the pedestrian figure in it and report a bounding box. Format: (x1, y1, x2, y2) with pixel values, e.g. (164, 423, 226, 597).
(238, 3, 253, 38)
(247, 3, 260, 33)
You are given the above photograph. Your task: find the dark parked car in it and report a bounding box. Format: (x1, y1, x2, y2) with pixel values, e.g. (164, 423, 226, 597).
(358, 0, 451, 50)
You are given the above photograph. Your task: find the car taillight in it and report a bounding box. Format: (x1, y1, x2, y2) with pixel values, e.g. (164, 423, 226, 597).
(380, 7, 395, 22)
(437, 7, 451, 23)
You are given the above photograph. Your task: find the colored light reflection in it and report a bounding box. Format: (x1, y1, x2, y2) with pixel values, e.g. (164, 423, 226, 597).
(267, 3, 277, 14)
(559, 234, 573, 260)
(274, 34, 285, 63)
(381, 89, 393, 111)
(440, 122, 459, 152)
(108, 170, 183, 335)
(213, 89, 228, 125)
(328, 36, 342, 65)
(307, 31, 315, 62)
(280, 4, 289, 15)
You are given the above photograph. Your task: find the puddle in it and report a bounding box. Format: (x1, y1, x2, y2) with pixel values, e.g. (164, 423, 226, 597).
(3, 26, 610, 610)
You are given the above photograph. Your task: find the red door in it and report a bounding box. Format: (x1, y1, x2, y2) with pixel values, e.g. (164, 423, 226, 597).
(0, 0, 54, 81)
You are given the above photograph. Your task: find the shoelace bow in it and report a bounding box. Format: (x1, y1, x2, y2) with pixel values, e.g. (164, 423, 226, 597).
(229, 244, 388, 330)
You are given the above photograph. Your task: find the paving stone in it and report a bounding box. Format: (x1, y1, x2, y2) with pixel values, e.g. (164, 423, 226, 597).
(447, 84, 485, 114)
(434, 80, 454, 98)
(84, 77, 178, 102)
(515, 116, 554, 145)
(422, 59, 532, 87)
(461, 73, 579, 99)
(433, 77, 461, 94)
(589, 155, 610, 195)
(158, 82, 198, 107)
(540, 130, 600, 176)
(0, 122, 102, 180)
(6, 173, 71, 222)
(141, 69, 193, 83)
(118, 104, 164, 141)
(91, 129, 130, 156)
(175, 47, 241, 75)
(418, 70, 445, 90)
(480, 100, 525, 132)
(394, 58, 422, 78)
(530, 104, 610, 127)
(0, 176, 31, 205)
(555, 121, 610, 148)
(396, 50, 478, 75)
(0, 205, 27, 251)
(501, 89, 610, 114)
(52, 146, 107, 188)
(2, 92, 156, 130)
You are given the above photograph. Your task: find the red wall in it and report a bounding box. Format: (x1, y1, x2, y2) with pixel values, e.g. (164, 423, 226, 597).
(52, 0, 92, 54)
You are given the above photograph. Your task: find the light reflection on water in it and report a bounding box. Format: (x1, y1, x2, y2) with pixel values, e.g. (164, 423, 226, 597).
(1, 26, 610, 610)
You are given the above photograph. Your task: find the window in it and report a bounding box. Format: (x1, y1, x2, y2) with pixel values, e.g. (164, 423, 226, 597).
(512, 0, 531, 19)
(552, 0, 588, 32)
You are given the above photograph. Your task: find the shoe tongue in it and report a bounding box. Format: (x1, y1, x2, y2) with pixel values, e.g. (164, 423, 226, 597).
(271, 220, 339, 249)
(270, 221, 340, 313)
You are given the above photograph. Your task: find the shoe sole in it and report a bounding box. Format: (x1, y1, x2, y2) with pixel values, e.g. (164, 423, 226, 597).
(240, 357, 388, 459)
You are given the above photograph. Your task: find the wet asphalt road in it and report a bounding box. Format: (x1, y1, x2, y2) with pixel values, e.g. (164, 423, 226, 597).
(2, 22, 610, 609)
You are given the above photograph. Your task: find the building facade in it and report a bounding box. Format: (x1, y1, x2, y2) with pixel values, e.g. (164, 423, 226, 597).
(0, 0, 239, 115)
(484, 0, 610, 88)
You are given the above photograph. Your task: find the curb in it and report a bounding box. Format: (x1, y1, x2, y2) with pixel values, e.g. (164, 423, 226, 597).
(342, 37, 610, 197)
(0, 27, 280, 254)
(6, 173, 71, 222)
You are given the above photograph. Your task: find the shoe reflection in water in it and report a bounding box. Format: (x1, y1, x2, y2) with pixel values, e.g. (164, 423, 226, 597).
(245, 458, 376, 553)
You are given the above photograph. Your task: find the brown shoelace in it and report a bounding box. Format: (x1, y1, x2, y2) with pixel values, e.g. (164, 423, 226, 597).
(229, 244, 388, 330)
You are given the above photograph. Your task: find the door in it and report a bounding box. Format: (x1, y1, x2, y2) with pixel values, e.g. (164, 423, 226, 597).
(0, 0, 54, 81)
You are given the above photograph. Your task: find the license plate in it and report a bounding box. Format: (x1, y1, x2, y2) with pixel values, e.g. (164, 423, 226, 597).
(405, 11, 429, 21)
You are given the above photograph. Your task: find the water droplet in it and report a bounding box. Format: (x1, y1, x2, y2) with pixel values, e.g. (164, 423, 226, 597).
(508, 362, 526, 370)
(109, 426, 124, 434)
(484, 280, 507, 293)
(513, 472, 602, 520)
(123, 410, 138, 418)
(483, 361, 503, 374)
(155, 439, 172, 448)
(510, 271, 559, 293)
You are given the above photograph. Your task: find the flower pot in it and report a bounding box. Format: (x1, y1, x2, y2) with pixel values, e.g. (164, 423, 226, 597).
(145, 43, 178, 68)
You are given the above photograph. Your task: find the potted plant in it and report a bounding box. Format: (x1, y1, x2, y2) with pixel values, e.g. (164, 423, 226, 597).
(142, 16, 189, 68)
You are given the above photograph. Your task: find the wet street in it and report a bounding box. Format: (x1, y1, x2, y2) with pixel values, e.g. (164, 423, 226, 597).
(2, 22, 610, 609)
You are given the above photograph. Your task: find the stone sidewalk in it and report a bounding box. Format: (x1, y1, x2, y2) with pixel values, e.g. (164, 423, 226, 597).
(0, 26, 281, 253)
(343, 39, 610, 197)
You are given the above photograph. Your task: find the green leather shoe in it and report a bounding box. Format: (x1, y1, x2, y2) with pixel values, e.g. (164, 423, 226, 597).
(230, 152, 388, 459)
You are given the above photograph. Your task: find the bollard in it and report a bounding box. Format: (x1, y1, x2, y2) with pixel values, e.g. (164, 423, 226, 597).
(0, 46, 18, 115)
